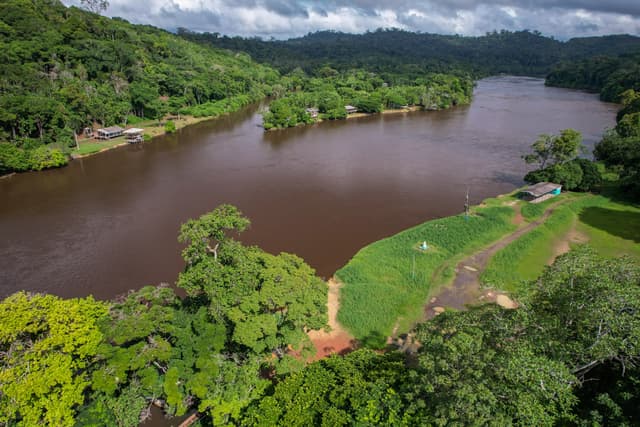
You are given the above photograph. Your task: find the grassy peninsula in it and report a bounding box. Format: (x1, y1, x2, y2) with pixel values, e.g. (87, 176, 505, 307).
(336, 187, 640, 346)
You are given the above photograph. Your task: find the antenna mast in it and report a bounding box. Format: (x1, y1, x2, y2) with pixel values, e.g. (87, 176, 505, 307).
(464, 186, 470, 220)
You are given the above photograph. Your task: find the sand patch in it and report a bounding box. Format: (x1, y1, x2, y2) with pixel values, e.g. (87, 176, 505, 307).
(548, 225, 590, 265)
(495, 294, 518, 309)
(433, 306, 445, 315)
(480, 290, 519, 309)
(307, 278, 355, 360)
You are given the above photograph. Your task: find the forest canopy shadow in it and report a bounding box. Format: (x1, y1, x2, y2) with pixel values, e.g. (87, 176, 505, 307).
(579, 206, 640, 243)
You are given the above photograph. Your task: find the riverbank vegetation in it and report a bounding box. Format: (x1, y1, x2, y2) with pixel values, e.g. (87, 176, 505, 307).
(248, 248, 640, 426)
(545, 52, 640, 103)
(262, 71, 472, 130)
(0, 0, 280, 173)
(522, 129, 603, 192)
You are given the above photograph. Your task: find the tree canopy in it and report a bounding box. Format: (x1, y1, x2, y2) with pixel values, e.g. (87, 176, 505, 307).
(0, 292, 108, 426)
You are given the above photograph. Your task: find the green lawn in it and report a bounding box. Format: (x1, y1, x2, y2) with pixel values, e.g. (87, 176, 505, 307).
(481, 193, 640, 295)
(73, 137, 128, 156)
(577, 201, 640, 259)
(520, 192, 575, 221)
(335, 195, 517, 347)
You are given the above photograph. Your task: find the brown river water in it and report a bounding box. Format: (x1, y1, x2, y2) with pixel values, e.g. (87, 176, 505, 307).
(0, 76, 617, 300)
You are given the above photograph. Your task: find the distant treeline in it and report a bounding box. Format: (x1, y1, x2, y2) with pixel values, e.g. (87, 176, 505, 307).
(0, 0, 280, 173)
(179, 28, 640, 78)
(539, 53, 640, 196)
(546, 52, 640, 103)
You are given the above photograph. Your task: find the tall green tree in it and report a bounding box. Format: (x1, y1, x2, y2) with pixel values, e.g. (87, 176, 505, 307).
(177, 205, 327, 363)
(523, 129, 584, 169)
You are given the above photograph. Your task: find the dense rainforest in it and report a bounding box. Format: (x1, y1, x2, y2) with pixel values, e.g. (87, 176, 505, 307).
(179, 28, 640, 77)
(546, 52, 640, 103)
(0, 0, 280, 174)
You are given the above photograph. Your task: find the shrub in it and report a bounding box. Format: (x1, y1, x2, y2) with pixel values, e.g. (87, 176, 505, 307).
(28, 146, 68, 170)
(164, 120, 176, 133)
(552, 161, 583, 190)
(126, 114, 144, 125)
(0, 143, 31, 174)
(573, 158, 602, 192)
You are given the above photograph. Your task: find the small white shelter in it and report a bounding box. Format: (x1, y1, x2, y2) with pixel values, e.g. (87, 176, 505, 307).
(123, 128, 144, 144)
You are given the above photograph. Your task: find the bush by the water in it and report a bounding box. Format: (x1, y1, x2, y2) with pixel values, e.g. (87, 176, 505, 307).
(179, 94, 255, 118)
(164, 120, 176, 133)
(0, 143, 68, 174)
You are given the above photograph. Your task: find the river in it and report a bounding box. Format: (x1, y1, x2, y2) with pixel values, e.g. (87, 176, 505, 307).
(0, 76, 618, 300)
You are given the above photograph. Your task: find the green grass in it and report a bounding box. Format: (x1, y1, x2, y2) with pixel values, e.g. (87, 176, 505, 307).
(73, 137, 127, 155)
(577, 202, 640, 259)
(335, 199, 517, 347)
(520, 192, 575, 221)
(335, 186, 640, 349)
(482, 193, 640, 295)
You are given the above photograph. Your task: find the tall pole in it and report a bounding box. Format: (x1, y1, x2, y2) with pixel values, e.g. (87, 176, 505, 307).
(464, 186, 470, 220)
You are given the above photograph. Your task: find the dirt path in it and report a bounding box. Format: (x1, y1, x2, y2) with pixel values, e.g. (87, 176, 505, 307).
(547, 221, 589, 265)
(511, 202, 524, 225)
(425, 202, 562, 319)
(307, 278, 356, 360)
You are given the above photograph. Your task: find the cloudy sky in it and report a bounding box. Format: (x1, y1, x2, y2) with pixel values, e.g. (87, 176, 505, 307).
(64, 0, 640, 40)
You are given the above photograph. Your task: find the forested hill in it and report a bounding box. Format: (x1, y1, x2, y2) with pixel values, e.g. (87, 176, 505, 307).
(0, 0, 279, 172)
(546, 52, 640, 103)
(179, 28, 640, 77)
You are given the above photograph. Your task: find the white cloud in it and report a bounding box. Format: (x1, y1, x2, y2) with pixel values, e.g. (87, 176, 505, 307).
(62, 0, 640, 39)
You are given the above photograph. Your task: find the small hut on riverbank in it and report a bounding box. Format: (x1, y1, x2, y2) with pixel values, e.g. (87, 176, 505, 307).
(345, 105, 358, 114)
(306, 107, 319, 118)
(96, 126, 124, 140)
(520, 182, 562, 203)
(123, 128, 144, 144)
